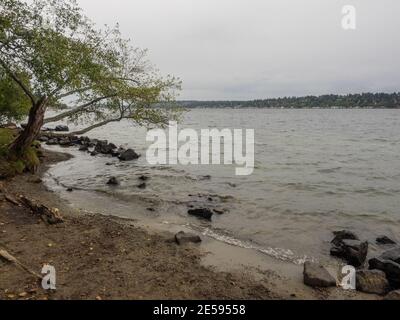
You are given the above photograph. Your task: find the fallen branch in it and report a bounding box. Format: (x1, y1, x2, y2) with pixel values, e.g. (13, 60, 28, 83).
(18, 196, 64, 225)
(0, 248, 42, 280)
(5, 194, 20, 206)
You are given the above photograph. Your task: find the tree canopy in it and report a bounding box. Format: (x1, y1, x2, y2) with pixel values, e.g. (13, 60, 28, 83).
(0, 0, 180, 156)
(0, 69, 31, 124)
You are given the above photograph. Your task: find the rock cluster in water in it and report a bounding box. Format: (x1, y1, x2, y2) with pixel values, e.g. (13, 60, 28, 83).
(303, 229, 400, 299)
(39, 132, 140, 162)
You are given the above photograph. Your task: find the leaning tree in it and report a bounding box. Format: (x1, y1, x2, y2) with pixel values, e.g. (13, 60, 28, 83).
(0, 0, 180, 159)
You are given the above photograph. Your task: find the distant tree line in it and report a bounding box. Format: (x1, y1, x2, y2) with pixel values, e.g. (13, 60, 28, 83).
(178, 93, 400, 109)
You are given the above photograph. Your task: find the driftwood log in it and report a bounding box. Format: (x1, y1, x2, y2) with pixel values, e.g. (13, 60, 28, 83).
(0, 248, 42, 280)
(18, 195, 64, 225)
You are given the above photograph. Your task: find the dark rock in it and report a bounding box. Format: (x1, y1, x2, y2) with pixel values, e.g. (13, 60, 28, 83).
(330, 230, 367, 267)
(79, 145, 89, 152)
(46, 139, 59, 146)
(95, 142, 115, 154)
(55, 125, 69, 132)
(118, 149, 140, 161)
(356, 270, 389, 295)
(137, 183, 146, 189)
(384, 290, 400, 300)
(111, 150, 120, 157)
(330, 239, 369, 267)
(369, 248, 400, 288)
(380, 247, 400, 264)
(331, 230, 359, 247)
(59, 138, 72, 146)
(188, 208, 213, 221)
(90, 151, 98, 156)
(105, 162, 114, 166)
(139, 175, 149, 181)
(376, 236, 396, 245)
(107, 177, 119, 186)
(69, 136, 80, 144)
(175, 231, 202, 245)
(66, 188, 73, 192)
(303, 262, 336, 288)
(146, 208, 155, 212)
(38, 136, 49, 142)
(95, 140, 117, 155)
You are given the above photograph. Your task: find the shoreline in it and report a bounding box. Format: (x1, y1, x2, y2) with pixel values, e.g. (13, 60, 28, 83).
(0, 148, 380, 300)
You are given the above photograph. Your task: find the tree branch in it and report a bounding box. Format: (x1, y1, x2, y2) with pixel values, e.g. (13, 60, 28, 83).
(55, 86, 93, 99)
(69, 117, 123, 135)
(44, 94, 117, 124)
(0, 58, 36, 105)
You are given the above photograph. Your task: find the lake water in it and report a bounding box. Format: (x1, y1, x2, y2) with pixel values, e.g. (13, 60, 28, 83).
(44, 109, 400, 266)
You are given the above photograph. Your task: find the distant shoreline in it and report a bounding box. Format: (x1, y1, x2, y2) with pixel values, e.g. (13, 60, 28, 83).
(179, 106, 400, 109)
(176, 92, 400, 109)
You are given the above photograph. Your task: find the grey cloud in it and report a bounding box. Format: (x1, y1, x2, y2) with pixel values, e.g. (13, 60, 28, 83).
(77, 0, 400, 100)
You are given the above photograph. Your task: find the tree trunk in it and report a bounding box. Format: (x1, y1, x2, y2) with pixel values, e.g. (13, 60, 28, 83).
(9, 97, 47, 157)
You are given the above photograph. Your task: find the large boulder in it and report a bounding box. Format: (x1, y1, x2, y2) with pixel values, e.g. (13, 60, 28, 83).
(55, 125, 69, 132)
(118, 149, 140, 161)
(303, 262, 336, 288)
(356, 270, 389, 295)
(330, 231, 368, 267)
(369, 247, 400, 288)
(188, 208, 213, 221)
(175, 231, 202, 245)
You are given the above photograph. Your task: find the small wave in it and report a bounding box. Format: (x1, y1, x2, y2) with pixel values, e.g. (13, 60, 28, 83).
(202, 228, 311, 265)
(317, 167, 342, 174)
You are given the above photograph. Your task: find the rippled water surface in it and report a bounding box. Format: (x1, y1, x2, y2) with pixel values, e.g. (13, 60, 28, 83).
(45, 109, 400, 264)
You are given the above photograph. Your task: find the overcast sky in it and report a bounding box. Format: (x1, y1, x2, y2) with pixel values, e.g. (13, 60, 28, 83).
(77, 0, 400, 100)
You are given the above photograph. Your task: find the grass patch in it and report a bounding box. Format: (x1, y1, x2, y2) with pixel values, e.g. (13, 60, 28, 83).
(0, 128, 40, 179)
